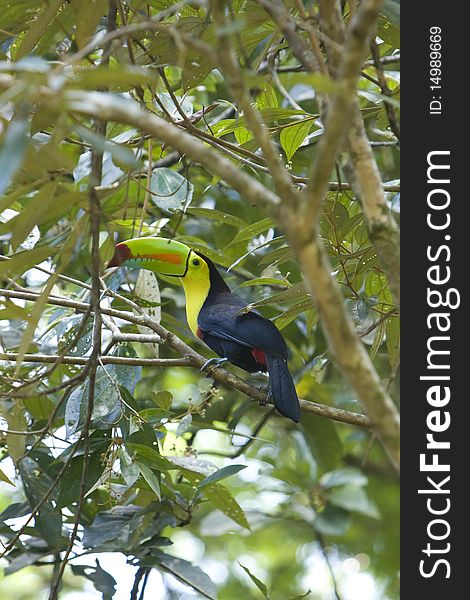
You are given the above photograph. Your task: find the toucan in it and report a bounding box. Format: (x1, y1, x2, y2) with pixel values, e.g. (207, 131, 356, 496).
(109, 236, 301, 422)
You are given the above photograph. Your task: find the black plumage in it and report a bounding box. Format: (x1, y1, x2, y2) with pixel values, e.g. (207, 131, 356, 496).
(196, 254, 301, 423)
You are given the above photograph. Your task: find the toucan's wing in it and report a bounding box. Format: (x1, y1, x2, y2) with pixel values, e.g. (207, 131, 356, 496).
(198, 302, 288, 359)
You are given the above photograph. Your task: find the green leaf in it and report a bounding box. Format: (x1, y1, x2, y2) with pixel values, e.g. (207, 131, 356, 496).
(365, 272, 392, 305)
(36, 509, 64, 550)
(378, 17, 400, 48)
(15, 0, 64, 59)
(82, 508, 134, 549)
(119, 448, 140, 487)
(228, 235, 283, 271)
(134, 270, 161, 357)
(304, 73, 342, 94)
(238, 562, 270, 598)
(280, 119, 314, 161)
(289, 590, 312, 599)
(7, 183, 57, 250)
(187, 207, 248, 228)
(71, 560, 117, 600)
(250, 281, 308, 309)
(7, 190, 84, 251)
(198, 464, 247, 490)
(229, 217, 274, 246)
(320, 467, 368, 490)
(138, 407, 172, 422)
(154, 553, 217, 600)
(0, 246, 56, 279)
(2, 401, 27, 465)
(150, 168, 194, 213)
(71, 0, 108, 49)
(126, 443, 177, 471)
(64, 384, 85, 438)
(16, 273, 59, 371)
(238, 277, 291, 289)
(301, 414, 343, 473)
(82, 504, 166, 552)
(313, 505, 352, 536)
(0, 118, 29, 195)
(370, 318, 386, 359)
(0, 467, 14, 486)
(386, 316, 400, 371)
(19, 457, 55, 508)
(153, 390, 173, 410)
(382, 0, 400, 26)
(258, 245, 295, 266)
(176, 413, 192, 437)
(214, 108, 306, 137)
(23, 395, 55, 422)
(234, 126, 253, 146)
(74, 125, 139, 168)
(0, 301, 29, 320)
(4, 549, 50, 576)
(202, 483, 250, 530)
(136, 461, 161, 500)
(275, 298, 313, 330)
(256, 82, 279, 109)
(167, 455, 217, 476)
(57, 451, 106, 508)
(71, 66, 156, 91)
(91, 372, 123, 429)
(326, 485, 380, 518)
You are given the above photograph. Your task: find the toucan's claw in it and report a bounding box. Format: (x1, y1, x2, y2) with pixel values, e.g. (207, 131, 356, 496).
(259, 387, 271, 407)
(200, 357, 229, 374)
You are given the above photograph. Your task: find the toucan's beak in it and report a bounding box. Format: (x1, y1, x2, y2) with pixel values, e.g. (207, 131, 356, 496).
(108, 236, 191, 277)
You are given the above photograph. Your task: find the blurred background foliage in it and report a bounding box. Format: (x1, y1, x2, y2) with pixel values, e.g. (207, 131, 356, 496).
(0, 0, 399, 598)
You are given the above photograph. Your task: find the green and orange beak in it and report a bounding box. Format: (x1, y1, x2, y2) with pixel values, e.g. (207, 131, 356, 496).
(108, 236, 191, 277)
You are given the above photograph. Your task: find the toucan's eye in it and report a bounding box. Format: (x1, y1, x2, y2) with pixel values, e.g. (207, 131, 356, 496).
(192, 258, 201, 267)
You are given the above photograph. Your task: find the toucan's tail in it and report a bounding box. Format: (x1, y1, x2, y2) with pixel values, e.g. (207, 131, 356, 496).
(266, 355, 301, 422)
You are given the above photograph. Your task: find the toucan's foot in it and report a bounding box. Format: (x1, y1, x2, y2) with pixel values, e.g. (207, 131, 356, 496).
(258, 387, 271, 407)
(200, 357, 229, 373)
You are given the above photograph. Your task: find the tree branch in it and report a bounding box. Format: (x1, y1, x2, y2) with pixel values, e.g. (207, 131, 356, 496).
(0, 288, 370, 429)
(0, 352, 192, 367)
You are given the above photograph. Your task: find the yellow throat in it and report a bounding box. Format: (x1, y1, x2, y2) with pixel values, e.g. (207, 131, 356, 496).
(179, 252, 211, 337)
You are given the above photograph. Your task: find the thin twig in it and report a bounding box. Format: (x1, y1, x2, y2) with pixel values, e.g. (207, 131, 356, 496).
(370, 39, 400, 139)
(318, 532, 343, 600)
(0, 352, 192, 368)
